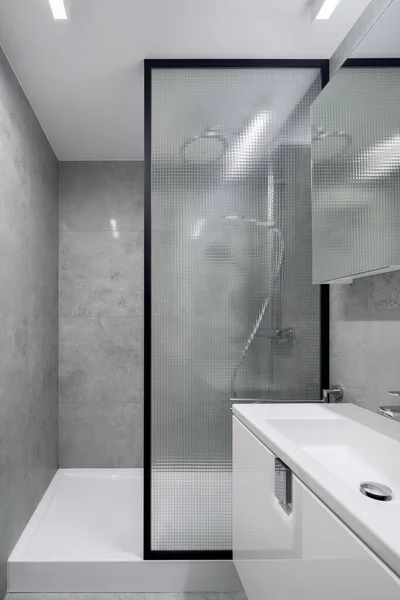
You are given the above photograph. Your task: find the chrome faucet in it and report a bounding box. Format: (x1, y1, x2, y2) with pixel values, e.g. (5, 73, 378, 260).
(379, 392, 400, 421)
(322, 385, 344, 403)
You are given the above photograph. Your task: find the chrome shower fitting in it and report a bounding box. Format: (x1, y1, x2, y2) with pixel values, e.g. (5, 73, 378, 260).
(226, 215, 285, 399)
(322, 385, 344, 403)
(379, 391, 400, 421)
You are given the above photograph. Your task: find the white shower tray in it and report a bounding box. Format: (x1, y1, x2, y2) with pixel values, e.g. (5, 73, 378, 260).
(8, 468, 241, 593)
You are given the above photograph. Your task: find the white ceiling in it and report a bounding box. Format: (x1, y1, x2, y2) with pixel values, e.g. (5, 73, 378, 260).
(352, 0, 400, 57)
(0, 0, 372, 160)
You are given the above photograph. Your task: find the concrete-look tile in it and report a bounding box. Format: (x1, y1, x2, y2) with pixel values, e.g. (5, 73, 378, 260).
(0, 46, 59, 598)
(145, 595, 246, 600)
(330, 284, 349, 321)
(59, 317, 143, 404)
(60, 231, 143, 317)
(0, 437, 31, 593)
(29, 159, 58, 316)
(362, 270, 400, 311)
(5, 596, 245, 600)
(0, 314, 29, 454)
(29, 314, 58, 419)
(59, 402, 143, 468)
(330, 319, 400, 413)
(6, 595, 146, 600)
(0, 89, 30, 202)
(0, 178, 29, 313)
(59, 161, 144, 232)
(332, 271, 400, 321)
(28, 404, 58, 508)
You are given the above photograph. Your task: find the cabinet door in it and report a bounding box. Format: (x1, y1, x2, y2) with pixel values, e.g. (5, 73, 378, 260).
(233, 416, 400, 600)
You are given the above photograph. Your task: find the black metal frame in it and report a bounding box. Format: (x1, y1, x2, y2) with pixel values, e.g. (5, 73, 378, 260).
(343, 58, 400, 67)
(144, 58, 330, 561)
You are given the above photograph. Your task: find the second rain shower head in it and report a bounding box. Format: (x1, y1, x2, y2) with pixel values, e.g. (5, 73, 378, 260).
(312, 127, 352, 161)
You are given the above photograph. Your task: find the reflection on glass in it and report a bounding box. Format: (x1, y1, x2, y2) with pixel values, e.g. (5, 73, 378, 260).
(110, 218, 119, 239)
(312, 67, 400, 283)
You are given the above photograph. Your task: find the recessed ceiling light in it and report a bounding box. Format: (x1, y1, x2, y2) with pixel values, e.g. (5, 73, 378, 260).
(313, 0, 343, 20)
(48, 0, 68, 20)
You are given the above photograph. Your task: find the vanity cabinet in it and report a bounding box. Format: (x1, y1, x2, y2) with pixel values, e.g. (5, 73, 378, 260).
(233, 416, 400, 599)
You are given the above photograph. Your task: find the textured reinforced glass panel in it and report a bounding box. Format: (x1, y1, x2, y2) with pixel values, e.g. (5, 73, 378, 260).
(312, 67, 400, 283)
(150, 67, 322, 551)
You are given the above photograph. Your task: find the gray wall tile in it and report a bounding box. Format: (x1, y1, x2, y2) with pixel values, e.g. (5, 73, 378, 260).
(29, 161, 58, 316)
(0, 314, 29, 455)
(59, 162, 143, 232)
(0, 186, 29, 313)
(0, 46, 58, 597)
(60, 231, 143, 317)
(5, 595, 146, 600)
(58, 161, 144, 468)
(28, 404, 58, 507)
(59, 317, 143, 404)
(145, 595, 247, 600)
(30, 314, 58, 419)
(330, 271, 400, 413)
(59, 402, 143, 468)
(0, 438, 31, 594)
(5, 596, 245, 600)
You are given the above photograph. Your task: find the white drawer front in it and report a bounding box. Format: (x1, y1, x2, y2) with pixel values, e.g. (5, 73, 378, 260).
(233, 416, 400, 600)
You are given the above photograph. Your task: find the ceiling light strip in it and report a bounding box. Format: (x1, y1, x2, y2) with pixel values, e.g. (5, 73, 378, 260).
(314, 0, 343, 20)
(48, 0, 68, 20)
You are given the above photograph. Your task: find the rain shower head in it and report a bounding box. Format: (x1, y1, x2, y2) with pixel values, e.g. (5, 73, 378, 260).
(181, 127, 228, 164)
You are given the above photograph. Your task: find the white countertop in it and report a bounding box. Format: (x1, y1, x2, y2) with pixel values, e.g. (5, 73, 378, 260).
(233, 402, 400, 578)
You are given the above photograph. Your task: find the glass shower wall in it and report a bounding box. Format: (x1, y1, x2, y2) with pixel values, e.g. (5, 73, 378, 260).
(149, 66, 323, 553)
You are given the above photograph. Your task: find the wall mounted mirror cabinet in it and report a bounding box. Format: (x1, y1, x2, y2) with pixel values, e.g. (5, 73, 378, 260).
(311, 0, 400, 284)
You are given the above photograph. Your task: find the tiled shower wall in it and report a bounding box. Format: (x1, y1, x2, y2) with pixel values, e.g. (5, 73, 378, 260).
(59, 162, 144, 468)
(0, 47, 58, 595)
(331, 271, 400, 413)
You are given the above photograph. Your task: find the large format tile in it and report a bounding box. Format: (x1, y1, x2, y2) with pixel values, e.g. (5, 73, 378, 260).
(5, 596, 245, 600)
(60, 231, 143, 317)
(330, 318, 400, 412)
(0, 60, 31, 200)
(28, 403, 58, 508)
(59, 161, 144, 232)
(59, 317, 143, 404)
(331, 271, 400, 321)
(0, 46, 59, 599)
(347, 271, 400, 314)
(0, 437, 31, 597)
(59, 402, 143, 468)
(331, 270, 400, 415)
(29, 157, 58, 316)
(0, 180, 29, 313)
(0, 314, 29, 455)
(29, 313, 58, 422)
(146, 592, 246, 600)
(6, 595, 145, 600)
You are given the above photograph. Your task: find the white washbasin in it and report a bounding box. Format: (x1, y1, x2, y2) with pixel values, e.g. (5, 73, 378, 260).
(232, 402, 400, 578)
(269, 417, 400, 498)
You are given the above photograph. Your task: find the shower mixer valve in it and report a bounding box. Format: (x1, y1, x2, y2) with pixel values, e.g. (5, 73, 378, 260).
(258, 327, 295, 342)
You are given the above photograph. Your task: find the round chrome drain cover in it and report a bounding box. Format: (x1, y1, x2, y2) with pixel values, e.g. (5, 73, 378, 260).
(360, 482, 393, 501)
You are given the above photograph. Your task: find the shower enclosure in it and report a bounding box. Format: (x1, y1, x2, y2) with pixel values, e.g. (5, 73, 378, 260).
(144, 60, 329, 559)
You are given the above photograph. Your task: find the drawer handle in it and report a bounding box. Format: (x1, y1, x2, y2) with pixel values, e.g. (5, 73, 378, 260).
(275, 458, 292, 514)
